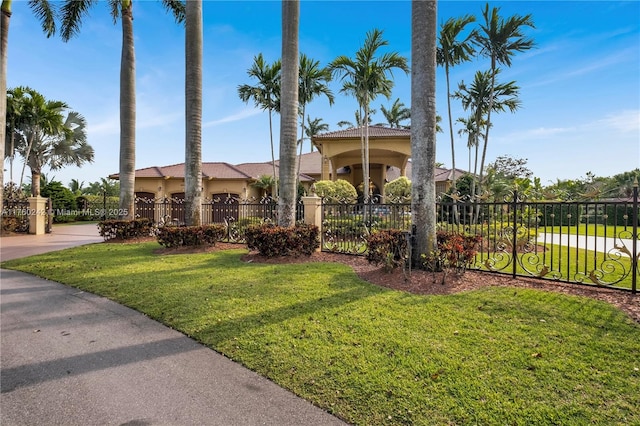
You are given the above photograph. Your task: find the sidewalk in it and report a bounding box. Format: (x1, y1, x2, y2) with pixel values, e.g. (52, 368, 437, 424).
(1, 224, 347, 425)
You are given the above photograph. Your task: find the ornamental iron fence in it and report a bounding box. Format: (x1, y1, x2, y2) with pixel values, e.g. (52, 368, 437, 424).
(321, 188, 639, 293)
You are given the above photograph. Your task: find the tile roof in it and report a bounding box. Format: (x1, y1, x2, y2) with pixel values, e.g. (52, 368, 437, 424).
(313, 125, 410, 139)
(110, 162, 252, 180)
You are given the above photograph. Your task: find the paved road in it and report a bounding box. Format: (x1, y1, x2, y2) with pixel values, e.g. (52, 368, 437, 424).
(1, 225, 346, 425)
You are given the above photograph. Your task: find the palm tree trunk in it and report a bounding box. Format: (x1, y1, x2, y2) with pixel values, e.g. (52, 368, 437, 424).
(30, 168, 41, 197)
(119, 1, 136, 220)
(411, 0, 438, 264)
(19, 133, 35, 190)
(479, 59, 497, 191)
(0, 3, 10, 209)
(268, 106, 277, 197)
(364, 102, 371, 203)
(445, 63, 459, 224)
(295, 106, 306, 191)
(185, 0, 203, 226)
(277, 0, 299, 227)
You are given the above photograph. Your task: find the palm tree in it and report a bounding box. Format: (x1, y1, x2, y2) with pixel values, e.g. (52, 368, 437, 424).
(184, 0, 202, 226)
(296, 54, 333, 183)
(337, 109, 374, 129)
(329, 28, 409, 202)
(59, 0, 185, 219)
(456, 115, 484, 174)
(454, 69, 521, 193)
(437, 14, 476, 192)
(11, 90, 94, 196)
(411, 0, 438, 264)
(5, 86, 30, 183)
(1, 0, 56, 211)
(278, 0, 299, 227)
(299, 116, 329, 147)
(69, 178, 85, 195)
(474, 3, 535, 187)
(238, 54, 281, 196)
(252, 174, 276, 198)
(378, 98, 410, 128)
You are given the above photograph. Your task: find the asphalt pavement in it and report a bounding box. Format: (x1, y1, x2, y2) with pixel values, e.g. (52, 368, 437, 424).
(0, 224, 346, 425)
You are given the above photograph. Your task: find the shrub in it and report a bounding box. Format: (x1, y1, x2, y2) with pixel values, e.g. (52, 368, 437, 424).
(421, 231, 482, 276)
(245, 223, 319, 257)
(384, 176, 411, 203)
(366, 229, 409, 272)
(314, 179, 357, 203)
(156, 224, 226, 248)
(98, 218, 154, 241)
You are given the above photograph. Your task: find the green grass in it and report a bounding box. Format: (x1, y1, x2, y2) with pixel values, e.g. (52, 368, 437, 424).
(3, 242, 640, 425)
(476, 244, 636, 290)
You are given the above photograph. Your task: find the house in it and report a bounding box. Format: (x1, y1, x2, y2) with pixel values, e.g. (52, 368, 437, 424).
(109, 125, 467, 202)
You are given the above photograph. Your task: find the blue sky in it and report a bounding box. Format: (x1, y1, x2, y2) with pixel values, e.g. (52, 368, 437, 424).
(6, 0, 640, 188)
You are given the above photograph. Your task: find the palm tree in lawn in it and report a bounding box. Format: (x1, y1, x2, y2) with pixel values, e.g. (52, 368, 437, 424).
(184, 0, 202, 226)
(1, 0, 57, 211)
(378, 98, 410, 128)
(473, 3, 534, 187)
(411, 0, 438, 264)
(59, 0, 185, 220)
(238, 54, 281, 197)
(278, 0, 299, 227)
(437, 14, 476, 193)
(329, 28, 409, 202)
(296, 54, 334, 183)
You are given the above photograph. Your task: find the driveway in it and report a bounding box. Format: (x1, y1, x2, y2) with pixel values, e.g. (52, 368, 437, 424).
(1, 224, 347, 425)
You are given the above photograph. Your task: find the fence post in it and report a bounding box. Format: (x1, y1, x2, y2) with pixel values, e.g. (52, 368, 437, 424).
(301, 195, 322, 229)
(512, 190, 519, 279)
(632, 178, 638, 294)
(27, 196, 48, 235)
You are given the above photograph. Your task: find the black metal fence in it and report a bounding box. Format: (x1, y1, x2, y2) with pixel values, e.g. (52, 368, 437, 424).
(321, 190, 639, 293)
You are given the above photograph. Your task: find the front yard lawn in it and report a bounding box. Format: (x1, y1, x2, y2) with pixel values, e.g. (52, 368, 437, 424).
(3, 242, 639, 425)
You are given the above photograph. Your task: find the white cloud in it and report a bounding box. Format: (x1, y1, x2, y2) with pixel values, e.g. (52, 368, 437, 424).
(596, 110, 640, 133)
(203, 108, 262, 128)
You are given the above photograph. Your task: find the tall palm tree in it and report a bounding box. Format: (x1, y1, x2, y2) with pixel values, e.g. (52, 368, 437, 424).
(238, 54, 281, 196)
(456, 115, 484, 174)
(437, 14, 476, 192)
(411, 0, 438, 264)
(59, 0, 185, 219)
(296, 54, 333, 182)
(474, 3, 535, 187)
(329, 28, 409, 202)
(337, 109, 374, 129)
(378, 98, 410, 128)
(1, 0, 56, 210)
(278, 0, 299, 227)
(184, 0, 202, 226)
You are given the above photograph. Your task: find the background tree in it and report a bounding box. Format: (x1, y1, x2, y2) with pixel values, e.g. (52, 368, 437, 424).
(59, 0, 185, 220)
(238, 54, 281, 196)
(329, 28, 409, 202)
(68, 178, 85, 195)
(85, 178, 119, 196)
(296, 53, 333, 182)
(298, 116, 329, 149)
(251, 174, 276, 198)
(184, 0, 202, 226)
(411, 0, 438, 264)
(454, 69, 520, 196)
(377, 98, 410, 128)
(1, 0, 57, 210)
(473, 3, 535, 190)
(437, 14, 476, 192)
(277, 0, 299, 227)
